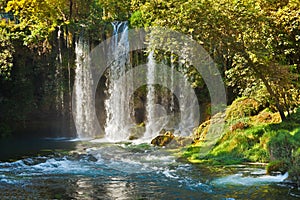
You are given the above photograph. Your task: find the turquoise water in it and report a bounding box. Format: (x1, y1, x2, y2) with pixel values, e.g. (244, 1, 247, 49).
(0, 138, 298, 199)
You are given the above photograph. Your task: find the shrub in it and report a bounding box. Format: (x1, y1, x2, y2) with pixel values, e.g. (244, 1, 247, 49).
(289, 148, 300, 189)
(289, 107, 300, 123)
(268, 130, 296, 161)
(267, 160, 289, 174)
(251, 109, 281, 124)
(229, 121, 249, 132)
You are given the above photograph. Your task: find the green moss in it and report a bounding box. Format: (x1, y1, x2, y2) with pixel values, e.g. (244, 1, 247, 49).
(125, 143, 152, 152)
(225, 97, 261, 121)
(183, 104, 300, 187)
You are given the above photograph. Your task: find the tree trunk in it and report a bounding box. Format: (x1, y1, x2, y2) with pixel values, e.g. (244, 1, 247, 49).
(69, 0, 73, 20)
(243, 53, 287, 121)
(252, 65, 287, 121)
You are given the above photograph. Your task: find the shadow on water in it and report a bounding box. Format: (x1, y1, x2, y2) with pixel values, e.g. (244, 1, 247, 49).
(0, 137, 77, 161)
(0, 119, 77, 161)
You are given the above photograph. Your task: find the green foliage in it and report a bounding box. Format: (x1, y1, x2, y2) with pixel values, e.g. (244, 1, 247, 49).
(98, 0, 131, 21)
(268, 130, 297, 160)
(5, 0, 67, 46)
(0, 27, 14, 79)
(129, 11, 144, 28)
(266, 129, 300, 184)
(186, 103, 300, 170)
(289, 108, 300, 122)
(267, 160, 289, 174)
(289, 148, 300, 188)
(132, 0, 300, 120)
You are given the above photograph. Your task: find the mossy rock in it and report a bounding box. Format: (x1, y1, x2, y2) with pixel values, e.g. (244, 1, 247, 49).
(193, 120, 210, 141)
(251, 110, 281, 124)
(151, 131, 175, 147)
(226, 97, 262, 121)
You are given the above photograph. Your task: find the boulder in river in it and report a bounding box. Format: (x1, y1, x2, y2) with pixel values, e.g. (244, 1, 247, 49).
(151, 131, 175, 147)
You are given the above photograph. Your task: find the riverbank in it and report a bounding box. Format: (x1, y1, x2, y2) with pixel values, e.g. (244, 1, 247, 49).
(180, 98, 300, 190)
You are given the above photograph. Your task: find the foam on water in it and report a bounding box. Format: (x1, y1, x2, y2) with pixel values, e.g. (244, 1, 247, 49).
(212, 171, 288, 186)
(0, 143, 294, 199)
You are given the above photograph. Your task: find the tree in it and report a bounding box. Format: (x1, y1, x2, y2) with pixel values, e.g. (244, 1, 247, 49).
(131, 0, 300, 120)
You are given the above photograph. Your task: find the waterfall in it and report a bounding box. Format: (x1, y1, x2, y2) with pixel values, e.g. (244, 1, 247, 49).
(176, 62, 198, 136)
(55, 26, 64, 114)
(144, 52, 198, 138)
(73, 36, 96, 139)
(104, 21, 131, 141)
(170, 54, 175, 112)
(144, 51, 157, 139)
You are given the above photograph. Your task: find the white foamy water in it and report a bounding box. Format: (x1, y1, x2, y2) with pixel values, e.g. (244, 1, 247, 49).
(0, 142, 295, 199)
(105, 21, 132, 141)
(212, 170, 288, 186)
(73, 37, 97, 139)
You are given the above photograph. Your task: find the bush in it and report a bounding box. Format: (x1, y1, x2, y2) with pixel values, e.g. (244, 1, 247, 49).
(251, 109, 281, 124)
(289, 148, 300, 189)
(289, 108, 300, 123)
(268, 130, 297, 161)
(267, 160, 289, 174)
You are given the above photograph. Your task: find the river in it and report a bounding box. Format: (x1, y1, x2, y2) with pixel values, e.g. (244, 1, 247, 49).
(0, 137, 298, 199)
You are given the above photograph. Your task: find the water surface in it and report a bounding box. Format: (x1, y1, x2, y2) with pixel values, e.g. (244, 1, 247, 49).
(0, 139, 297, 199)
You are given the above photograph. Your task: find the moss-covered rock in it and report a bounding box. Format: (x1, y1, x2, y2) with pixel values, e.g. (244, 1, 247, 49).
(229, 121, 249, 132)
(226, 97, 263, 121)
(193, 120, 210, 141)
(151, 130, 175, 147)
(251, 109, 281, 124)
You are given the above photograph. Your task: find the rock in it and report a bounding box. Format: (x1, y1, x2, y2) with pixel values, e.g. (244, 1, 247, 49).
(193, 120, 210, 141)
(151, 131, 175, 147)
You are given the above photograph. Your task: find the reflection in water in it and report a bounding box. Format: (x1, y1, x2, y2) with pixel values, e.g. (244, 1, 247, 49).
(105, 177, 129, 200)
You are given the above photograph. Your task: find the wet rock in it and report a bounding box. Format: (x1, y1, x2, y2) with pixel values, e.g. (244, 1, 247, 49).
(68, 153, 97, 162)
(22, 157, 48, 166)
(151, 131, 175, 147)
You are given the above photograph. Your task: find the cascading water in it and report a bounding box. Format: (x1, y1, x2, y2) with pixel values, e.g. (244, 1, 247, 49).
(144, 51, 157, 139)
(55, 26, 64, 114)
(73, 36, 96, 139)
(104, 21, 132, 141)
(170, 54, 175, 112)
(176, 72, 198, 136)
(144, 52, 198, 138)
